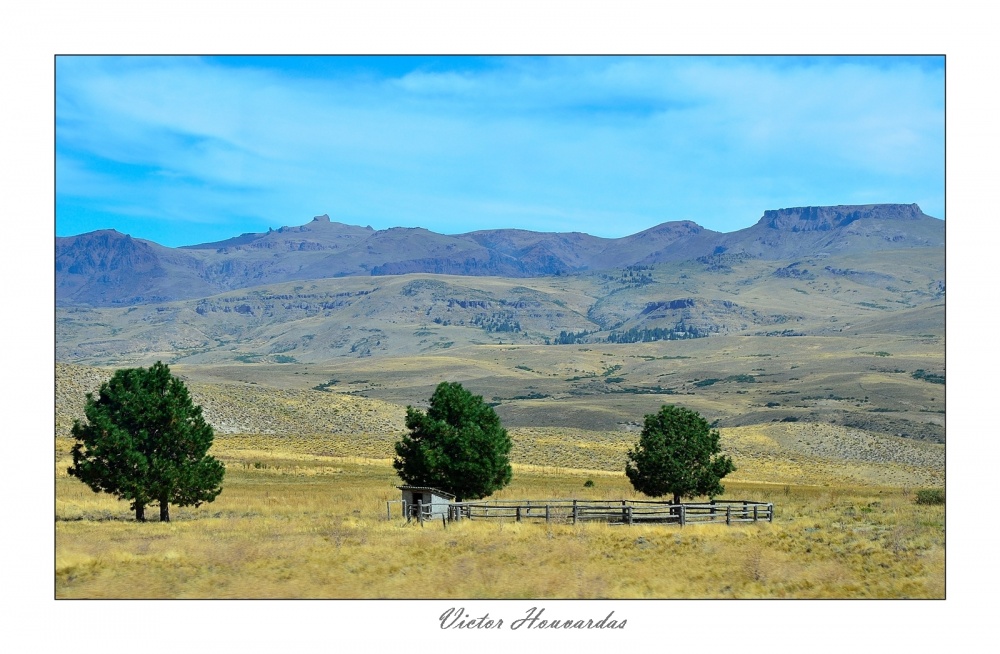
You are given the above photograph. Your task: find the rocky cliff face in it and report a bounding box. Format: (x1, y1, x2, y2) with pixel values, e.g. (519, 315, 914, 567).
(758, 204, 930, 232)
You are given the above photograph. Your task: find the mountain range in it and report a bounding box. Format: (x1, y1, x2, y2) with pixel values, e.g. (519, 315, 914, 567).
(56, 203, 943, 307)
(55, 202, 945, 442)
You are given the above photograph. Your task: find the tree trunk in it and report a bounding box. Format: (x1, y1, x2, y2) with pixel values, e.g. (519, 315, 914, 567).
(135, 504, 145, 522)
(159, 499, 170, 522)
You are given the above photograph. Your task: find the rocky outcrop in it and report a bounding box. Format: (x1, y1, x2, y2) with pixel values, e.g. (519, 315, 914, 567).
(758, 204, 930, 232)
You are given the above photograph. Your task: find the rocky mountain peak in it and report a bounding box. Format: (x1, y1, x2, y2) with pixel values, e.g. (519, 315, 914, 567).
(55, 229, 156, 275)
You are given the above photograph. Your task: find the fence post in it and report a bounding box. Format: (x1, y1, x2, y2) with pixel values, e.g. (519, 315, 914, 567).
(386, 501, 391, 521)
(726, 505, 731, 525)
(516, 506, 521, 522)
(573, 499, 578, 525)
(679, 504, 686, 527)
(627, 506, 633, 526)
(418, 500, 423, 527)
(405, 500, 410, 523)
(711, 499, 716, 521)
(754, 505, 759, 522)
(546, 505, 550, 523)
(768, 503, 773, 523)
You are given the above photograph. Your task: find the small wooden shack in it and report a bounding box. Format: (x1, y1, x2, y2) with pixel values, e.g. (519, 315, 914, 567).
(398, 486, 456, 519)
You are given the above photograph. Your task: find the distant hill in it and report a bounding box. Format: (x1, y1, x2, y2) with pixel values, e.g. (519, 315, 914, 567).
(56, 204, 942, 307)
(56, 243, 944, 364)
(55, 204, 945, 444)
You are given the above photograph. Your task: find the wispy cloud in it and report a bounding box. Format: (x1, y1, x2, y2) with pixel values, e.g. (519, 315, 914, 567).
(56, 55, 943, 246)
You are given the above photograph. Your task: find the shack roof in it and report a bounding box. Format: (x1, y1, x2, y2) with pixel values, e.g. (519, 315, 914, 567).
(397, 486, 456, 500)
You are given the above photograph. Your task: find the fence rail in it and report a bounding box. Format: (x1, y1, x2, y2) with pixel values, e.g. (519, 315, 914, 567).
(388, 498, 773, 527)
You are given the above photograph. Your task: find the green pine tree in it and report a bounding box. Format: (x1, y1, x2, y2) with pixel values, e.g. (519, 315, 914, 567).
(625, 404, 735, 505)
(68, 362, 225, 521)
(393, 381, 512, 501)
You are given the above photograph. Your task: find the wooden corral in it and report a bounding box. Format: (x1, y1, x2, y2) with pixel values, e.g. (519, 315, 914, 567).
(389, 495, 773, 527)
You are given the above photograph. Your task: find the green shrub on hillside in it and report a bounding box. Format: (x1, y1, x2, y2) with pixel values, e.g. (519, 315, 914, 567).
(915, 489, 945, 505)
(912, 369, 945, 385)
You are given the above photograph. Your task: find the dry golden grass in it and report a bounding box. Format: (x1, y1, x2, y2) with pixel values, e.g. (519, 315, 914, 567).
(722, 423, 943, 488)
(56, 434, 944, 599)
(56, 362, 408, 439)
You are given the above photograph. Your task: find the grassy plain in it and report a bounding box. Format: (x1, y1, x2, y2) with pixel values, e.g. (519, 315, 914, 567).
(55, 429, 944, 599)
(54, 246, 945, 599)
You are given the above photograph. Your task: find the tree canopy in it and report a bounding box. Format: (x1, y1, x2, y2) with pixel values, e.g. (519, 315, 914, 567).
(68, 362, 225, 521)
(625, 404, 735, 504)
(393, 381, 512, 502)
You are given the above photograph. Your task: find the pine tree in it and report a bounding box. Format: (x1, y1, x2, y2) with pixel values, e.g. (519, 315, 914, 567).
(68, 362, 225, 521)
(393, 382, 512, 501)
(625, 404, 735, 504)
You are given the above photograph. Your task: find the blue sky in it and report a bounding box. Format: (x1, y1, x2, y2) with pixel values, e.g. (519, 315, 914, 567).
(55, 55, 944, 247)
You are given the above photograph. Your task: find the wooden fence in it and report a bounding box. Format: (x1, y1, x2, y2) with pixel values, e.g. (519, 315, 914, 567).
(388, 498, 773, 527)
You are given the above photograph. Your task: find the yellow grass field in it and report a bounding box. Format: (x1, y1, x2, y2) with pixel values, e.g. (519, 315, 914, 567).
(55, 431, 944, 599)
